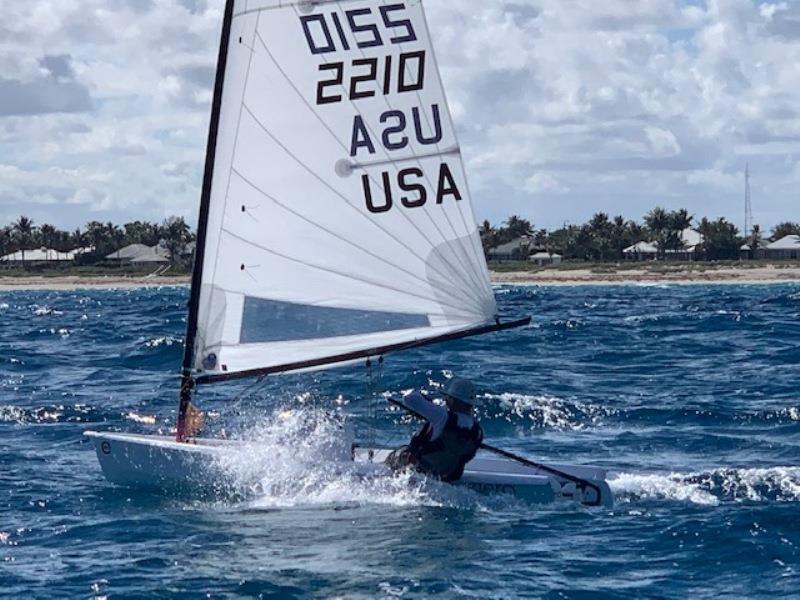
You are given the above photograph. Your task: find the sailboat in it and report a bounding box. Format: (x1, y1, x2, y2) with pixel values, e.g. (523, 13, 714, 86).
(85, 0, 612, 507)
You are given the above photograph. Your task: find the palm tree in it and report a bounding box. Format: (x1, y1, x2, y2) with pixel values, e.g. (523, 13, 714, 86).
(771, 222, 800, 240)
(587, 213, 614, 260)
(697, 217, 740, 260)
(479, 219, 497, 254)
(13, 216, 35, 267)
(504, 215, 534, 239)
(665, 209, 693, 254)
(39, 224, 57, 250)
(84, 221, 106, 252)
(610, 215, 627, 259)
(745, 224, 762, 254)
(124, 221, 160, 245)
(161, 216, 193, 267)
(644, 207, 669, 258)
(71, 228, 85, 250)
(0, 226, 12, 263)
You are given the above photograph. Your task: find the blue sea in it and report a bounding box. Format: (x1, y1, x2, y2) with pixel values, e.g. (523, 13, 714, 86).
(2, 283, 799, 598)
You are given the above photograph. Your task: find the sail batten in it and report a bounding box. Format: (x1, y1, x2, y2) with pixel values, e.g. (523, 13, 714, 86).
(191, 0, 498, 378)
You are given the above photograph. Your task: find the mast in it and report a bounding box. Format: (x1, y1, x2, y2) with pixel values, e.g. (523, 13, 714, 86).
(176, 0, 236, 442)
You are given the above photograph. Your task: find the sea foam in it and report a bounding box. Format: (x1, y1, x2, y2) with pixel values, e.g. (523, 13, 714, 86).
(611, 466, 800, 505)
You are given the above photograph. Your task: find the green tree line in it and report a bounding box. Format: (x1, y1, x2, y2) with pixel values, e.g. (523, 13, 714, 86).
(0, 216, 195, 266)
(481, 209, 800, 261)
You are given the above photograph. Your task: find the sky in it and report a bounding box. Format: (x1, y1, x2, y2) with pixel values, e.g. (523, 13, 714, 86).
(1, 0, 799, 232)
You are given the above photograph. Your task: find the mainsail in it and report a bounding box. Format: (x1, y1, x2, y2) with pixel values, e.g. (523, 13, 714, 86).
(187, 0, 504, 384)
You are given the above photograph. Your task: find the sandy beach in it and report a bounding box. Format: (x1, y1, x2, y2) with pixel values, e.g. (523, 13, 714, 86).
(0, 274, 191, 291)
(1, 265, 800, 290)
(491, 264, 800, 285)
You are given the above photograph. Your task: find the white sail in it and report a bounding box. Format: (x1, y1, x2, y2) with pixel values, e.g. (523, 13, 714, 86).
(192, 0, 497, 379)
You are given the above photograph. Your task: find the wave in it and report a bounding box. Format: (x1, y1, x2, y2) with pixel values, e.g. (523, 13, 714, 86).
(143, 336, 181, 348)
(621, 405, 800, 428)
(31, 305, 63, 316)
(611, 466, 800, 505)
(0, 404, 112, 424)
(481, 393, 615, 430)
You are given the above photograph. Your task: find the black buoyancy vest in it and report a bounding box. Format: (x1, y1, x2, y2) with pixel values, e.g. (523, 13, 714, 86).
(410, 411, 483, 482)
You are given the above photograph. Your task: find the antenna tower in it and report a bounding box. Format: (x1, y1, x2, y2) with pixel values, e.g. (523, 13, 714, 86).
(744, 164, 753, 239)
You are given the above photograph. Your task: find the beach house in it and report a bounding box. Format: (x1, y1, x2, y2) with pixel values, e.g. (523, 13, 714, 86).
(105, 244, 170, 265)
(623, 228, 703, 261)
(529, 252, 562, 266)
(763, 235, 800, 260)
(487, 237, 532, 261)
(0, 246, 93, 268)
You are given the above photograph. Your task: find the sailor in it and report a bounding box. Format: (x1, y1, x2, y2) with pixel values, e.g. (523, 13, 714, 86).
(386, 377, 484, 482)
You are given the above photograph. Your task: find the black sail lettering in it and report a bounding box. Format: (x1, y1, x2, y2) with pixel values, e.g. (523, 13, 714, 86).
(330, 12, 351, 51)
(398, 50, 425, 93)
(436, 163, 462, 204)
(399, 168, 426, 208)
(350, 58, 378, 100)
(380, 4, 417, 44)
(301, 15, 336, 54)
(413, 104, 442, 146)
(317, 63, 343, 105)
(350, 115, 376, 156)
(364, 172, 393, 213)
(346, 8, 384, 49)
(380, 110, 408, 151)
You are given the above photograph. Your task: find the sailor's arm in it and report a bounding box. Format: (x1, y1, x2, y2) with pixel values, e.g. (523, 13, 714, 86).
(401, 390, 448, 433)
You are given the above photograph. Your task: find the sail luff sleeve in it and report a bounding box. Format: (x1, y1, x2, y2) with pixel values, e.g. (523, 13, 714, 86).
(177, 0, 236, 438)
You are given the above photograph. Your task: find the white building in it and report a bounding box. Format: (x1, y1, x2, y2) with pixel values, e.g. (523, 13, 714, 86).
(764, 235, 800, 260)
(623, 228, 703, 261)
(0, 247, 75, 264)
(106, 244, 169, 264)
(529, 252, 562, 266)
(623, 241, 658, 260)
(487, 237, 531, 261)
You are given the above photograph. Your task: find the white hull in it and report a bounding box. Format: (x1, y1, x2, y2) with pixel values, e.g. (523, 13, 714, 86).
(84, 431, 613, 507)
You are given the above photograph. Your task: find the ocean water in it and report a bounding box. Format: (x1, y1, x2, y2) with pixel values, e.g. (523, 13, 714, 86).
(1, 283, 799, 599)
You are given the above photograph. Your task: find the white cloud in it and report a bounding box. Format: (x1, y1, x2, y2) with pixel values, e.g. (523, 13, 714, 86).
(686, 167, 741, 191)
(524, 173, 570, 194)
(0, 0, 798, 231)
(645, 126, 682, 157)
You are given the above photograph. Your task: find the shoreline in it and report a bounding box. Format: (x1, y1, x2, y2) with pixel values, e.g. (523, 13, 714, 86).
(0, 275, 191, 291)
(1, 266, 800, 291)
(491, 265, 800, 286)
